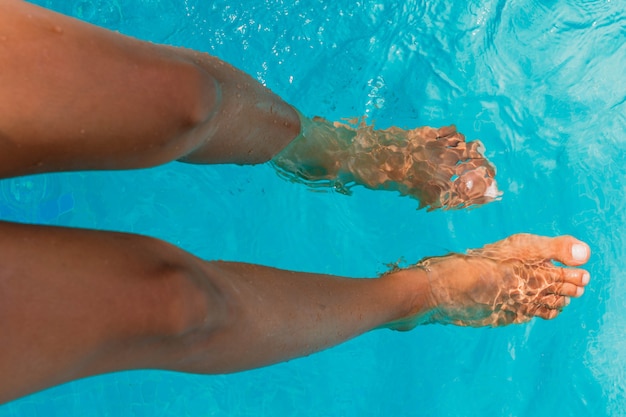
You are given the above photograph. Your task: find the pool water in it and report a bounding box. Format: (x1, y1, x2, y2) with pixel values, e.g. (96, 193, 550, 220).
(1, 0, 625, 415)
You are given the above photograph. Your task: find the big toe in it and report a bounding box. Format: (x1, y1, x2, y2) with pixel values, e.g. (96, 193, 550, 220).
(533, 234, 590, 266)
(452, 167, 502, 205)
(474, 234, 591, 266)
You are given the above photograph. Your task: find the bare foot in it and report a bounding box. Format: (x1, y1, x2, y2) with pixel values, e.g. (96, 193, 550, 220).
(272, 115, 501, 210)
(388, 234, 591, 329)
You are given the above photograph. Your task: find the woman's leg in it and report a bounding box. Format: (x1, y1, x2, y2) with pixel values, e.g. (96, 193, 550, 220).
(0, 221, 590, 404)
(0, 0, 300, 178)
(0, 0, 499, 209)
(0, 0, 592, 405)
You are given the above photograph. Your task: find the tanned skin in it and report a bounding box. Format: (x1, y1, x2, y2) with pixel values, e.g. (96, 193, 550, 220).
(0, 0, 590, 404)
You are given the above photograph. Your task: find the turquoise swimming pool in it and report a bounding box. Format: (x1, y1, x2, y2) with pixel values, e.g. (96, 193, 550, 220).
(1, 0, 625, 415)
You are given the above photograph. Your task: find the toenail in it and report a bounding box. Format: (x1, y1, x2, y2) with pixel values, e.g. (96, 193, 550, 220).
(483, 181, 500, 199)
(572, 243, 588, 262)
(576, 286, 585, 297)
(564, 297, 570, 306)
(582, 272, 590, 285)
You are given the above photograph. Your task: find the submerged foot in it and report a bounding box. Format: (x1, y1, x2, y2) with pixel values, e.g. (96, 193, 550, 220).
(389, 234, 591, 329)
(272, 115, 501, 210)
(344, 123, 501, 210)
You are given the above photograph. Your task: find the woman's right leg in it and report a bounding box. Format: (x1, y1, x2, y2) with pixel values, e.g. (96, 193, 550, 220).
(0, 0, 301, 179)
(0, 0, 498, 210)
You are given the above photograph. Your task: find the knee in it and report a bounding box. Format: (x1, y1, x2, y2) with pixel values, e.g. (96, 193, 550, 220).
(124, 237, 230, 340)
(169, 59, 221, 137)
(148, 261, 229, 339)
(135, 55, 222, 165)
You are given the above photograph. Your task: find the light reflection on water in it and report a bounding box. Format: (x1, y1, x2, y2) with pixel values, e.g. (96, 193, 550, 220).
(1, 0, 625, 415)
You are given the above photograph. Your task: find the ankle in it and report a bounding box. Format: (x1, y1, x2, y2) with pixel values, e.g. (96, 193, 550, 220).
(271, 114, 355, 185)
(380, 267, 438, 331)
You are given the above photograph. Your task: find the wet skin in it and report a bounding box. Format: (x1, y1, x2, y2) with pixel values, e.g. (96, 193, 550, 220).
(0, 0, 591, 404)
(387, 234, 591, 330)
(273, 117, 501, 210)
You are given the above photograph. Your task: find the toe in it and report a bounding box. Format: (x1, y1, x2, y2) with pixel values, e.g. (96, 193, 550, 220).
(478, 234, 591, 266)
(562, 238, 591, 266)
(466, 140, 486, 159)
(436, 125, 460, 139)
(536, 294, 569, 309)
(545, 269, 589, 297)
(542, 235, 590, 266)
(549, 295, 571, 309)
(549, 282, 583, 297)
(563, 269, 591, 286)
(535, 306, 560, 321)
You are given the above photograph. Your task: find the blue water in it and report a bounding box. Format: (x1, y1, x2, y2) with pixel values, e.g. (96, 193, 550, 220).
(1, 0, 625, 415)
